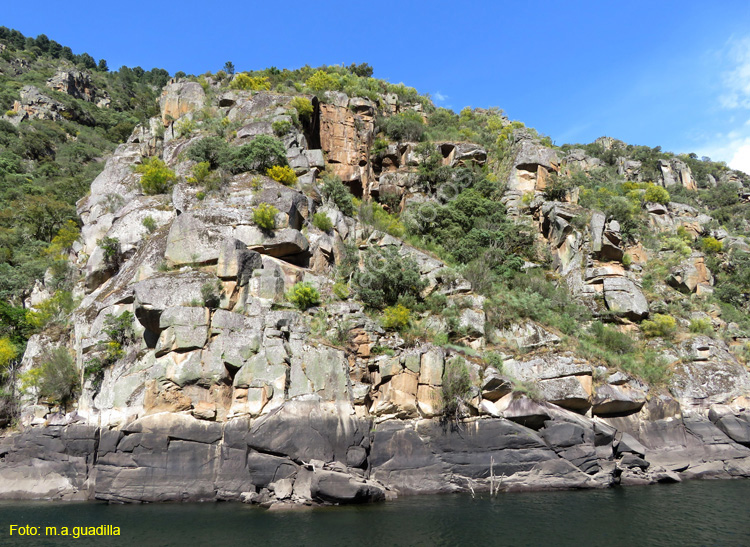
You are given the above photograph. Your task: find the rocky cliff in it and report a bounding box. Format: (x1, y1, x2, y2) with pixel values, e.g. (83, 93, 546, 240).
(2, 70, 750, 507)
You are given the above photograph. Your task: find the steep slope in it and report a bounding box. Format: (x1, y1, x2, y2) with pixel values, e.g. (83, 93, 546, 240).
(1, 41, 750, 505)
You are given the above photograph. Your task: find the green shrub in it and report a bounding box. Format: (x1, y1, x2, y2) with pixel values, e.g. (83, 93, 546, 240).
(622, 253, 632, 268)
(383, 304, 411, 330)
(267, 165, 297, 186)
(313, 212, 333, 232)
(253, 203, 279, 230)
(483, 351, 504, 373)
(699, 236, 723, 254)
(175, 118, 196, 138)
(290, 97, 313, 123)
(27, 291, 75, 329)
(226, 135, 287, 173)
(272, 119, 292, 136)
(689, 318, 713, 335)
(371, 345, 395, 356)
(229, 73, 270, 91)
(306, 70, 339, 93)
(590, 321, 635, 355)
(621, 350, 672, 386)
(358, 200, 405, 237)
(38, 347, 78, 410)
(643, 184, 670, 204)
(103, 311, 135, 349)
(332, 281, 350, 300)
(142, 216, 157, 234)
(353, 246, 427, 308)
(186, 137, 229, 169)
(287, 282, 321, 310)
(201, 280, 223, 308)
(442, 356, 471, 419)
(320, 173, 355, 216)
(187, 161, 211, 185)
(542, 174, 570, 201)
(135, 157, 177, 195)
(98, 236, 120, 268)
(381, 111, 425, 142)
(641, 313, 677, 338)
(45, 220, 80, 259)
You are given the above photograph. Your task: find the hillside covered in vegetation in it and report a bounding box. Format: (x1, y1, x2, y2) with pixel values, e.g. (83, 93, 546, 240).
(1, 27, 750, 505)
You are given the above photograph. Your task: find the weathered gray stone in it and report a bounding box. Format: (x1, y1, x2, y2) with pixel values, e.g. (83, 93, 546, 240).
(602, 277, 649, 319)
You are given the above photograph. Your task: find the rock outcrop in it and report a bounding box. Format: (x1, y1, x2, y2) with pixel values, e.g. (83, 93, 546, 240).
(4, 77, 750, 508)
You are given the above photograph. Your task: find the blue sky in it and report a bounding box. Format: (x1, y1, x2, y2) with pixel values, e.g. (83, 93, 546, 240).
(5, 1, 750, 172)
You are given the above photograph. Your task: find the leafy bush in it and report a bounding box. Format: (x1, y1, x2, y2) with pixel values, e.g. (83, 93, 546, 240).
(226, 136, 287, 174)
(313, 212, 333, 232)
(320, 173, 355, 216)
(484, 351, 504, 373)
(174, 118, 196, 138)
(135, 157, 177, 195)
(27, 290, 76, 329)
(306, 70, 339, 93)
(46, 220, 80, 259)
(383, 304, 411, 330)
(643, 184, 670, 204)
(287, 282, 320, 310)
(186, 136, 229, 169)
(186, 161, 211, 185)
(267, 165, 297, 186)
(641, 314, 677, 338)
(229, 73, 271, 91)
(142, 216, 157, 234)
(590, 321, 635, 355)
(689, 318, 713, 335)
(358, 200, 405, 238)
(98, 236, 120, 268)
(253, 203, 279, 230)
(272, 120, 292, 136)
(699, 236, 723, 254)
(38, 347, 78, 409)
(442, 356, 471, 419)
(290, 97, 313, 123)
(353, 246, 427, 308)
(381, 111, 425, 142)
(332, 281, 350, 300)
(201, 280, 223, 308)
(103, 311, 135, 349)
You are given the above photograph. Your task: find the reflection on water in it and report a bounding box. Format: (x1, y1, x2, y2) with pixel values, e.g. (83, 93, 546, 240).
(1, 480, 750, 546)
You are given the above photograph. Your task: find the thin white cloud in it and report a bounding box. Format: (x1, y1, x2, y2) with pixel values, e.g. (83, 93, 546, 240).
(698, 129, 750, 175)
(720, 36, 750, 110)
(696, 37, 750, 174)
(433, 91, 448, 103)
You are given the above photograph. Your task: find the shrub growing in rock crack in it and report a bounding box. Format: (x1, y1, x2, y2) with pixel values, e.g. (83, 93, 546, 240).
(267, 165, 297, 186)
(312, 211, 333, 232)
(135, 157, 177, 195)
(253, 203, 279, 230)
(287, 282, 320, 310)
(320, 173, 355, 216)
(442, 356, 471, 420)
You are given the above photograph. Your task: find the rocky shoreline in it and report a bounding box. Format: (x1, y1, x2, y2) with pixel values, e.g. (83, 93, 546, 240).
(1, 398, 749, 506)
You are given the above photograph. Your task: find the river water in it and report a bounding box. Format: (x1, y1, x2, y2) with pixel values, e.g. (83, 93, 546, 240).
(1, 480, 749, 546)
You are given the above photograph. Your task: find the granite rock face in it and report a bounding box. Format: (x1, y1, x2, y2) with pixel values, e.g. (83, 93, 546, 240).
(7, 78, 750, 506)
(4, 402, 749, 502)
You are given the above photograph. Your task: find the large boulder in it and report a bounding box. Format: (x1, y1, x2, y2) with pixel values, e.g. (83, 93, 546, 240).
(602, 277, 649, 319)
(159, 80, 206, 123)
(508, 131, 559, 192)
(667, 254, 714, 294)
(132, 271, 216, 332)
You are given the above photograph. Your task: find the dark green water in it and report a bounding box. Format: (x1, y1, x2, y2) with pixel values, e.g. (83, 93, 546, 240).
(1, 481, 749, 546)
